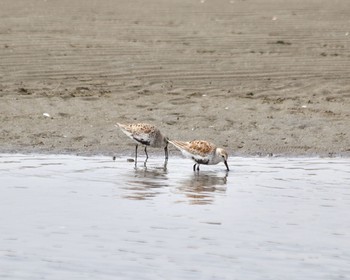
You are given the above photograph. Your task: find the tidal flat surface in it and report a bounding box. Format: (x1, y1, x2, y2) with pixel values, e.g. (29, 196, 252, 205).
(0, 154, 350, 280)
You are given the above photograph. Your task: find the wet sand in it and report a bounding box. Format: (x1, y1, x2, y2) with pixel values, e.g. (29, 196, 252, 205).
(1, 0, 349, 157)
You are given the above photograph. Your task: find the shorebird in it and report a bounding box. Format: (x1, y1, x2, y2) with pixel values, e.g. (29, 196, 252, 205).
(115, 123, 168, 163)
(168, 140, 229, 171)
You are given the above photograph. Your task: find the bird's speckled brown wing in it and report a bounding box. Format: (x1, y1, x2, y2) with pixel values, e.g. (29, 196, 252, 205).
(169, 140, 216, 157)
(122, 123, 156, 135)
(188, 140, 216, 156)
(116, 123, 161, 146)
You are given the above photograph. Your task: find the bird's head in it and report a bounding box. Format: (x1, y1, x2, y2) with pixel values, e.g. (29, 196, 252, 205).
(217, 148, 229, 171)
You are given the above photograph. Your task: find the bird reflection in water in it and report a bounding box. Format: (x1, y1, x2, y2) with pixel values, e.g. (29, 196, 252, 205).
(121, 162, 228, 204)
(122, 165, 169, 200)
(177, 171, 228, 205)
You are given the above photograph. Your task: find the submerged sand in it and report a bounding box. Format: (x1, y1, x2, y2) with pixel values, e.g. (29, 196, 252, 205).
(1, 0, 349, 157)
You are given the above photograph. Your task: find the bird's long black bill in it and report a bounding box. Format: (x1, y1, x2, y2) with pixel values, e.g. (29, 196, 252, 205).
(224, 160, 230, 171)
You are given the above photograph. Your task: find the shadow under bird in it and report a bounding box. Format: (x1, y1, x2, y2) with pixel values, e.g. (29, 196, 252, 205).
(115, 123, 168, 163)
(168, 140, 229, 171)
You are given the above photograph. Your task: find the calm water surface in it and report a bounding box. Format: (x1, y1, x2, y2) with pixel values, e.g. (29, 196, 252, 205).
(1, 154, 350, 280)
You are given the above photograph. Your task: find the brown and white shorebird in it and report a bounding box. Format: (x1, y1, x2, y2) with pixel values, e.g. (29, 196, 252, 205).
(168, 140, 229, 171)
(115, 123, 168, 162)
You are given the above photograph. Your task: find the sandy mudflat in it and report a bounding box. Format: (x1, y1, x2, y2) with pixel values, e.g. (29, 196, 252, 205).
(0, 0, 349, 157)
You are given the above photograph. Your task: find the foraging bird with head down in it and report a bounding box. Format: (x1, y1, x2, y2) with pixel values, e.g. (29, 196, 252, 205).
(115, 123, 168, 162)
(168, 140, 229, 171)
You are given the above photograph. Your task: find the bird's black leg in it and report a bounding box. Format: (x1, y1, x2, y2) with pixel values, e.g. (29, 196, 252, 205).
(143, 146, 149, 167)
(163, 144, 168, 170)
(163, 159, 168, 171)
(164, 143, 169, 160)
(144, 146, 149, 159)
(135, 144, 138, 161)
(193, 163, 197, 171)
(196, 164, 200, 171)
(134, 144, 138, 169)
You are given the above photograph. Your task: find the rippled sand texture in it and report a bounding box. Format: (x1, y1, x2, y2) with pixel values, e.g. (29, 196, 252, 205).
(0, 0, 349, 155)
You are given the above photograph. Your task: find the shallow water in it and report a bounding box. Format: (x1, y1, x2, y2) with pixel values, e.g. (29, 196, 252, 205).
(1, 154, 350, 280)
